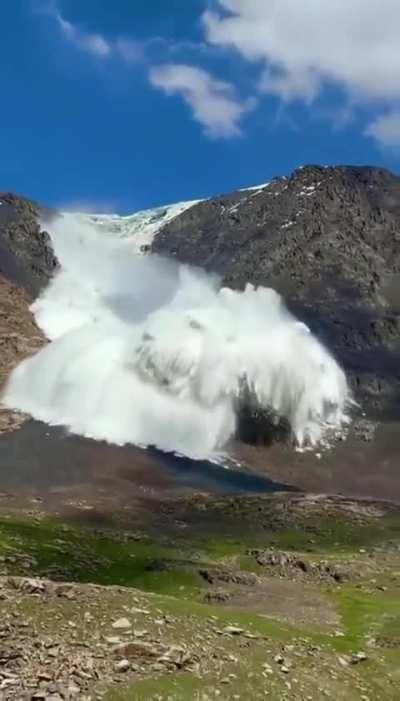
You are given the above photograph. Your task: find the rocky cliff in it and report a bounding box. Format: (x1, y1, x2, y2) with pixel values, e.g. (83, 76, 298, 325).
(152, 165, 400, 417)
(0, 193, 56, 297)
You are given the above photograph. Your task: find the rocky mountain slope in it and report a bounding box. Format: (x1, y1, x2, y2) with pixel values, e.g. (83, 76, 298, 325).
(0, 193, 54, 432)
(0, 193, 56, 296)
(152, 165, 400, 417)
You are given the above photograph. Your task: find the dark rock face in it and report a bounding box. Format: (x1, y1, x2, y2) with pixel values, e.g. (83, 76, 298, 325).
(0, 193, 53, 432)
(0, 193, 57, 297)
(152, 165, 400, 417)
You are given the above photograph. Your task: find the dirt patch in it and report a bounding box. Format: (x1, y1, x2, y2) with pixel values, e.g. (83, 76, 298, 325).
(224, 578, 340, 630)
(199, 567, 340, 630)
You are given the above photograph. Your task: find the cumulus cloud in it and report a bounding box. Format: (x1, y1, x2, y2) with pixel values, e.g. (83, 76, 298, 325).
(200, 0, 400, 147)
(202, 0, 400, 104)
(55, 12, 111, 58)
(365, 111, 400, 147)
(149, 63, 253, 138)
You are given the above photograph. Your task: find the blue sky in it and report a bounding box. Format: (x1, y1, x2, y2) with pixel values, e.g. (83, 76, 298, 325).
(1, 1, 399, 213)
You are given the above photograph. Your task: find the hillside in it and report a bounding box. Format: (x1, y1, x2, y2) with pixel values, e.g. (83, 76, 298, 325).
(152, 165, 400, 417)
(0, 491, 399, 700)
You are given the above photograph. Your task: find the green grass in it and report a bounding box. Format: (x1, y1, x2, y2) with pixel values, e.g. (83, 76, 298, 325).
(107, 674, 206, 701)
(0, 518, 205, 595)
(333, 586, 400, 649)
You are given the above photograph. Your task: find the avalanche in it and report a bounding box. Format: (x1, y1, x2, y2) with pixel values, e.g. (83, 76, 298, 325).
(2, 207, 350, 459)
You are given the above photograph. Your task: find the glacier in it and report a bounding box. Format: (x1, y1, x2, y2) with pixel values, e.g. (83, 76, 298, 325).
(63, 198, 201, 251)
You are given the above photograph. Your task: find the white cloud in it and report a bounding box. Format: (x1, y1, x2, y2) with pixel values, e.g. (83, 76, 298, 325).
(260, 67, 321, 104)
(203, 0, 400, 104)
(51, 10, 148, 64)
(365, 112, 400, 147)
(149, 63, 253, 138)
(55, 12, 111, 58)
(42, 1, 400, 146)
(116, 38, 145, 63)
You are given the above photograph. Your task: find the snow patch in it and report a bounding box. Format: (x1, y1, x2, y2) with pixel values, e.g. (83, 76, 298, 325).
(240, 182, 270, 192)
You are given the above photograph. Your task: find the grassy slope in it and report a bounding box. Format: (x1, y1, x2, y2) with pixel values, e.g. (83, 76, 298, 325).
(0, 499, 399, 699)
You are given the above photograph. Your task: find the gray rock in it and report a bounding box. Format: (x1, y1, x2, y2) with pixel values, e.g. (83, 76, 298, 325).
(111, 617, 131, 630)
(114, 659, 130, 672)
(0, 192, 57, 297)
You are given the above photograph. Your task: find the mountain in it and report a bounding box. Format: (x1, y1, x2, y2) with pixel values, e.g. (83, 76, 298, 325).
(1, 164, 400, 430)
(152, 165, 400, 418)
